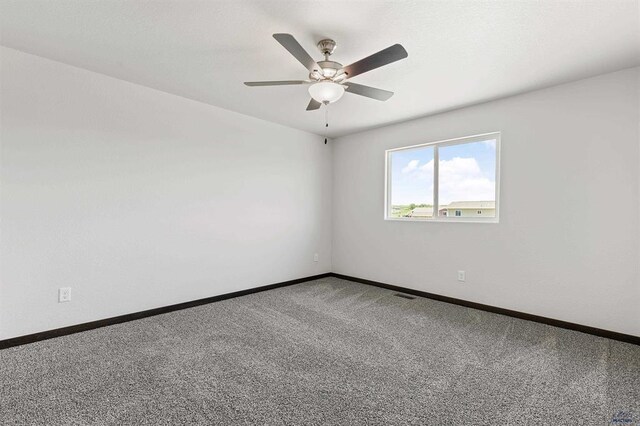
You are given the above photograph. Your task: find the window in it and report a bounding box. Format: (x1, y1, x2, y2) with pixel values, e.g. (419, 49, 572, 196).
(385, 132, 500, 222)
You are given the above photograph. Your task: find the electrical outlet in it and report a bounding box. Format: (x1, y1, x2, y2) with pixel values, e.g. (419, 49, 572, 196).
(59, 287, 71, 303)
(457, 271, 466, 282)
(314, 253, 319, 262)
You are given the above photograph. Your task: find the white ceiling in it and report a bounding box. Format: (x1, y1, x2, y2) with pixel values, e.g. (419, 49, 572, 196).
(1, 0, 639, 137)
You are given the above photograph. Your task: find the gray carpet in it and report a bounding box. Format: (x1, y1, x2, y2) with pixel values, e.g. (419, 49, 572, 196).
(1, 277, 638, 425)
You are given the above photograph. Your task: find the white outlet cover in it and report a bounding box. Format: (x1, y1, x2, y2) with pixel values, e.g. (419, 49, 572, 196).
(457, 271, 466, 282)
(58, 287, 71, 302)
(314, 253, 319, 262)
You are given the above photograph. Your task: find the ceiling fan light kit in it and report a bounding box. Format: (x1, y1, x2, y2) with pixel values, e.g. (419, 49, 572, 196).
(244, 34, 408, 112)
(308, 81, 345, 104)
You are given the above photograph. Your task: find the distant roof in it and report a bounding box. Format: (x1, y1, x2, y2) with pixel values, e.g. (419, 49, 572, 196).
(440, 201, 495, 209)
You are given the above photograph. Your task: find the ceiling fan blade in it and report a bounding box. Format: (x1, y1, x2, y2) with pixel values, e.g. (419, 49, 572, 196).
(306, 98, 322, 111)
(244, 80, 310, 86)
(344, 82, 394, 101)
(342, 44, 408, 79)
(273, 33, 320, 73)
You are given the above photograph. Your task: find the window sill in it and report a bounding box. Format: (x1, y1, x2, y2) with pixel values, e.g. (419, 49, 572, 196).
(384, 217, 500, 224)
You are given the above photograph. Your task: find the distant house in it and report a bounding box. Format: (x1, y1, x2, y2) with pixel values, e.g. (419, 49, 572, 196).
(438, 201, 495, 217)
(407, 201, 496, 219)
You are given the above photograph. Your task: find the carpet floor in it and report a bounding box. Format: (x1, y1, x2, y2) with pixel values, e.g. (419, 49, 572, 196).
(1, 277, 638, 425)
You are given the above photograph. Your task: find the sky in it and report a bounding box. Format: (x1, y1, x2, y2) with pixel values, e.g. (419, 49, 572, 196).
(390, 138, 496, 205)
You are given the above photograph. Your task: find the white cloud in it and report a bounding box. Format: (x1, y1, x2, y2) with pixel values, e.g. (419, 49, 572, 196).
(439, 157, 480, 176)
(438, 157, 495, 204)
(419, 159, 434, 176)
(399, 156, 494, 205)
(482, 139, 496, 149)
(401, 159, 420, 174)
(401, 159, 434, 178)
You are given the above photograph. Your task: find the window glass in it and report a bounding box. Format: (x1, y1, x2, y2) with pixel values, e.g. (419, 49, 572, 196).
(438, 139, 497, 218)
(388, 145, 434, 219)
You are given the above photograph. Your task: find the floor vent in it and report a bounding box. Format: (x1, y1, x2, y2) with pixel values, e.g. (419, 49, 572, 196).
(394, 293, 416, 300)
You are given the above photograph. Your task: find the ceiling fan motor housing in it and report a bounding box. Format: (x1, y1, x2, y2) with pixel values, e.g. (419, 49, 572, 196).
(306, 39, 343, 81)
(311, 60, 343, 80)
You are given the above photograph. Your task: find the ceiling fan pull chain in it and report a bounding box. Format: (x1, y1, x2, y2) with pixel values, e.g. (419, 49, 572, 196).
(325, 104, 328, 127)
(324, 103, 329, 144)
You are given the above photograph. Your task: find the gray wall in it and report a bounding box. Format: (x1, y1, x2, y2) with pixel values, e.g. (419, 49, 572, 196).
(332, 68, 640, 336)
(0, 47, 333, 339)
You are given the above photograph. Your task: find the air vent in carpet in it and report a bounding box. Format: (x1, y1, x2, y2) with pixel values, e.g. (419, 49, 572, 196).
(394, 293, 415, 300)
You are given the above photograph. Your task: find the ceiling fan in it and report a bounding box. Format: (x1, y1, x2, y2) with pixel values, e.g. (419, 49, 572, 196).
(244, 34, 408, 111)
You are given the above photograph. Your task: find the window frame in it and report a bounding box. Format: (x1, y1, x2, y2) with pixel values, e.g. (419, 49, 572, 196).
(384, 132, 501, 223)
